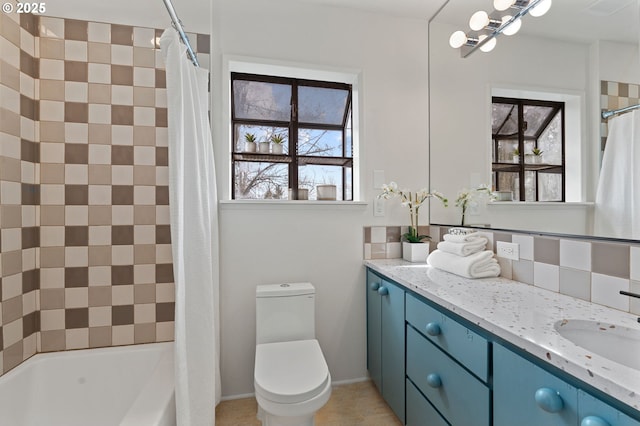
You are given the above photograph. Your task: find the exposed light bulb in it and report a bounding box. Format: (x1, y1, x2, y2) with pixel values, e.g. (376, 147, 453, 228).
(493, 0, 516, 11)
(501, 15, 522, 35)
(529, 0, 552, 17)
(449, 30, 468, 49)
(479, 35, 497, 52)
(469, 10, 490, 31)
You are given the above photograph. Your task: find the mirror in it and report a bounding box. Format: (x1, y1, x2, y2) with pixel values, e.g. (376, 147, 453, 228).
(429, 0, 640, 239)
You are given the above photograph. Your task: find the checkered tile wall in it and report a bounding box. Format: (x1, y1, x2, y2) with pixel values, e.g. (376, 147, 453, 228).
(0, 8, 210, 376)
(600, 80, 640, 150)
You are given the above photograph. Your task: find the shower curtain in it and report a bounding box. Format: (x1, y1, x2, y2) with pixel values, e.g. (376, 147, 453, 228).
(594, 109, 640, 239)
(160, 29, 220, 425)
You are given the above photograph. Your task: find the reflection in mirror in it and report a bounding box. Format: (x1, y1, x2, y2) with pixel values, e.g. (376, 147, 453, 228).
(429, 0, 640, 239)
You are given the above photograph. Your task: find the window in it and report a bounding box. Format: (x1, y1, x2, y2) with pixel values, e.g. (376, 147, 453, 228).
(491, 97, 565, 201)
(231, 73, 353, 200)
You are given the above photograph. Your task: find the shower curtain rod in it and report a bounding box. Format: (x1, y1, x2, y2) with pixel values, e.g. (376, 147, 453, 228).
(601, 103, 640, 119)
(161, 0, 200, 67)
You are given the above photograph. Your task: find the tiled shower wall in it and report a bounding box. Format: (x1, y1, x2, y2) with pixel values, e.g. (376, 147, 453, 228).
(0, 10, 210, 376)
(600, 80, 640, 150)
(364, 226, 640, 317)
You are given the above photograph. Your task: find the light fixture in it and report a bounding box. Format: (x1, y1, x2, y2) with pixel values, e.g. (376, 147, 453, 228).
(530, 0, 552, 17)
(501, 15, 521, 35)
(449, 0, 553, 57)
(493, 0, 515, 11)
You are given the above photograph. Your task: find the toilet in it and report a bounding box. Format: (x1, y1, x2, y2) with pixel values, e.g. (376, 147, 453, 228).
(254, 283, 332, 426)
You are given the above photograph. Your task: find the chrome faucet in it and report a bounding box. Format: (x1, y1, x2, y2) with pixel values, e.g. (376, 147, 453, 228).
(619, 291, 640, 323)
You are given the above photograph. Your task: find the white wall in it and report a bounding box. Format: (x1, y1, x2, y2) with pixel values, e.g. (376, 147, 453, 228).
(429, 21, 594, 234)
(212, 0, 430, 397)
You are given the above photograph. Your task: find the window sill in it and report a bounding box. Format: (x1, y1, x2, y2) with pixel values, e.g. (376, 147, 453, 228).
(488, 201, 594, 208)
(219, 200, 368, 210)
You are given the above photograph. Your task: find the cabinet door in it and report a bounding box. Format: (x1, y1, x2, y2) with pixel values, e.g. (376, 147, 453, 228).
(578, 390, 640, 426)
(366, 270, 383, 391)
(494, 343, 578, 426)
(380, 279, 405, 423)
(406, 379, 449, 426)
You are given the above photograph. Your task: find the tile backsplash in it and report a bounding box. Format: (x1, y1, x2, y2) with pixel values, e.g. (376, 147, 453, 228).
(0, 8, 210, 376)
(364, 225, 640, 316)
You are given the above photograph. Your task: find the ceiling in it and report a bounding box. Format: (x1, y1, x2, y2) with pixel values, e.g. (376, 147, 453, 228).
(295, 0, 448, 20)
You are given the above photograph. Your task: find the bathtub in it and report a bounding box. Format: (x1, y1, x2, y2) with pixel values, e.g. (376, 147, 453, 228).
(0, 342, 175, 426)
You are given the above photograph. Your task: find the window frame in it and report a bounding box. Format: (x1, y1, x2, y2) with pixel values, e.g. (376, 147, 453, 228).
(230, 72, 353, 200)
(491, 96, 566, 202)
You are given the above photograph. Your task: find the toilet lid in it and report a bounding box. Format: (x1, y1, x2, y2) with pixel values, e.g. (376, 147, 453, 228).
(254, 339, 330, 404)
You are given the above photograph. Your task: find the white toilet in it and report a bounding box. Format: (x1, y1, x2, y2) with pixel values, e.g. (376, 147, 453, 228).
(254, 283, 332, 426)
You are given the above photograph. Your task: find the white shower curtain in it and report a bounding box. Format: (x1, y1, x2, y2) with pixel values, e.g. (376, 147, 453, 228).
(594, 109, 640, 239)
(160, 29, 220, 426)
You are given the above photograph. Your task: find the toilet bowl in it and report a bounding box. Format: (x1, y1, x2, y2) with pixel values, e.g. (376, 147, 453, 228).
(254, 283, 332, 426)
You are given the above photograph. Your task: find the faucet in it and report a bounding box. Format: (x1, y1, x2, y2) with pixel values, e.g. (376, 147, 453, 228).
(619, 291, 640, 323)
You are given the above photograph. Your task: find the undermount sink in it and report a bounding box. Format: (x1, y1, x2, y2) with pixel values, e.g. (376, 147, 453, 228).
(554, 319, 640, 371)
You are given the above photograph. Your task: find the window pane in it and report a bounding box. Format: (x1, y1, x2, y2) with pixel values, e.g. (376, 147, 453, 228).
(299, 164, 344, 200)
(538, 173, 562, 201)
(234, 162, 288, 199)
(298, 129, 343, 157)
(345, 112, 352, 157)
(523, 105, 555, 137)
(525, 171, 536, 201)
(496, 138, 518, 162)
(538, 111, 562, 165)
(235, 124, 289, 153)
(298, 86, 348, 125)
(497, 172, 519, 200)
(233, 80, 291, 121)
(492, 103, 518, 135)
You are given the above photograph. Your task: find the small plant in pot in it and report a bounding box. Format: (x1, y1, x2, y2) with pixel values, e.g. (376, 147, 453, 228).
(512, 147, 520, 163)
(270, 134, 286, 154)
(531, 147, 543, 163)
(258, 138, 271, 154)
(244, 133, 257, 153)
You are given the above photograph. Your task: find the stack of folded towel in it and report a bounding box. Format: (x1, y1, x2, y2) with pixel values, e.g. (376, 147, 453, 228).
(427, 228, 501, 279)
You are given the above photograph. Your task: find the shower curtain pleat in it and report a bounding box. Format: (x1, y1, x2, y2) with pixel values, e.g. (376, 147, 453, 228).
(594, 109, 640, 239)
(160, 29, 220, 426)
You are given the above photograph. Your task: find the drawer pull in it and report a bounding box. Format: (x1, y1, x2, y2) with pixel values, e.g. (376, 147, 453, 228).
(580, 416, 610, 426)
(425, 322, 441, 336)
(377, 286, 389, 296)
(426, 373, 442, 388)
(369, 282, 380, 291)
(534, 387, 564, 413)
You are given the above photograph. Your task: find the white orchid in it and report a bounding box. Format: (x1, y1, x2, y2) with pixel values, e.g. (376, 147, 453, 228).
(455, 184, 494, 225)
(378, 182, 448, 243)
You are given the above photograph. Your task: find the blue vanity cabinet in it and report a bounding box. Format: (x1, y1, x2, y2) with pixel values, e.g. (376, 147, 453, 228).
(366, 270, 405, 423)
(405, 292, 490, 426)
(494, 343, 579, 426)
(578, 390, 640, 426)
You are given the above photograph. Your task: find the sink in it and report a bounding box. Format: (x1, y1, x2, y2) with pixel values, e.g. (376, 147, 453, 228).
(554, 319, 640, 371)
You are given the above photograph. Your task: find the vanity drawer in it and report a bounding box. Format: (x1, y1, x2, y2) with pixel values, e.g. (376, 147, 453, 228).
(406, 292, 489, 381)
(406, 379, 449, 426)
(407, 326, 490, 426)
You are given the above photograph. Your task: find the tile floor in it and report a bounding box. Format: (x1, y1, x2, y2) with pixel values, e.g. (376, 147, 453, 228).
(215, 380, 403, 425)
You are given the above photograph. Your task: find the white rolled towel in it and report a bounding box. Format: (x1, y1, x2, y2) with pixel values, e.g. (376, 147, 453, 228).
(437, 237, 488, 257)
(443, 232, 484, 243)
(427, 249, 501, 279)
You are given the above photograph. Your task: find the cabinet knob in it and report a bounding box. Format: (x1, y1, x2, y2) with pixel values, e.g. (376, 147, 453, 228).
(534, 387, 564, 413)
(369, 282, 380, 291)
(581, 416, 610, 426)
(377, 286, 389, 296)
(426, 373, 442, 388)
(425, 322, 441, 336)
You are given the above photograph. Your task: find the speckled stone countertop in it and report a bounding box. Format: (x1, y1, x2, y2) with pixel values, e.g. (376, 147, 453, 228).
(365, 259, 640, 412)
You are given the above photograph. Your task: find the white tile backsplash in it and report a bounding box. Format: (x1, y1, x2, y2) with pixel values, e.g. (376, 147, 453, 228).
(512, 234, 534, 260)
(534, 262, 560, 292)
(591, 273, 629, 312)
(631, 246, 640, 281)
(560, 239, 591, 271)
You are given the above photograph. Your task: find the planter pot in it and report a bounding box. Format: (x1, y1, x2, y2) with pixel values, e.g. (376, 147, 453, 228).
(532, 155, 542, 164)
(272, 143, 284, 154)
(403, 241, 430, 263)
(258, 142, 270, 154)
(512, 155, 520, 163)
(244, 141, 257, 153)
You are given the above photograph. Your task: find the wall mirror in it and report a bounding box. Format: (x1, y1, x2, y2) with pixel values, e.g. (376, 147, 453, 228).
(429, 0, 639, 239)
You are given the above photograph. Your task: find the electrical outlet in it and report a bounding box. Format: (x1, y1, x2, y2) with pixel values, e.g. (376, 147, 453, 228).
(373, 197, 385, 217)
(497, 241, 519, 260)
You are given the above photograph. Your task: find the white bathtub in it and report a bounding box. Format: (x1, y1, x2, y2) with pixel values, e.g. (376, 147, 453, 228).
(0, 342, 175, 426)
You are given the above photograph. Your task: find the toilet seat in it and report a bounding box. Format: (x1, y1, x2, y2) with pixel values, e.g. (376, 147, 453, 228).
(254, 339, 329, 404)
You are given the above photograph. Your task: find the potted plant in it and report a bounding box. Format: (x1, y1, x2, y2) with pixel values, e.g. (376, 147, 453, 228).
(270, 134, 285, 154)
(455, 184, 495, 226)
(512, 147, 520, 163)
(258, 138, 271, 154)
(531, 147, 543, 164)
(244, 133, 257, 153)
(378, 182, 448, 262)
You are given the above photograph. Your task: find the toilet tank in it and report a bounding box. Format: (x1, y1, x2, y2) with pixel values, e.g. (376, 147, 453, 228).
(256, 283, 315, 345)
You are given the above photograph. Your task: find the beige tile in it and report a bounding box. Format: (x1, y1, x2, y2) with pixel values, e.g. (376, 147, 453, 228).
(40, 38, 64, 59)
(88, 123, 112, 144)
(88, 245, 112, 266)
(88, 42, 111, 64)
(89, 286, 112, 307)
(88, 22, 110, 43)
(66, 328, 89, 350)
(40, 79, 65, 101)
(89, 326, 112, 348)
(112, 324, 134, 345)
(40, 205, 65, 226)
(133, 47, 155, 68)
(134, 323, 156, 344)
(40, 121, 65, 143)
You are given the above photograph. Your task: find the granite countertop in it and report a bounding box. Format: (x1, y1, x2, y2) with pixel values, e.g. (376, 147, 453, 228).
(365, 259, 640, 412)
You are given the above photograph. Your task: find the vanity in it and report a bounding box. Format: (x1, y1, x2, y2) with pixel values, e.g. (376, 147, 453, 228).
(365, 260, 640, 426)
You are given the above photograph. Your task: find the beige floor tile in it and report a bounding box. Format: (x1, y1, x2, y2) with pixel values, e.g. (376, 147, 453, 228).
(215, 380, 402, 426)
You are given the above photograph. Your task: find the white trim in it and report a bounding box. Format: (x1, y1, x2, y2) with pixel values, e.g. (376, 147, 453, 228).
(219, 200, 368, 210)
